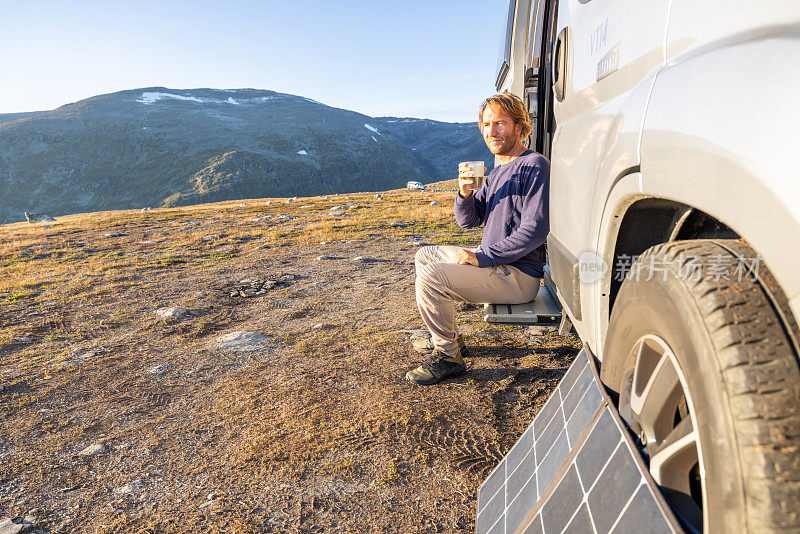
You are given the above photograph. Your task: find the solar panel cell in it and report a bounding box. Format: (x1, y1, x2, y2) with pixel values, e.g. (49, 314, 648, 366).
(565, 384, 603, 446)
(506, 469, 538, 533)
(561, 363, 594, 420)
(575, 411, 624, 490)
(476, 480, 506, 534)
(587, 447, 643, 532)
(507, 447, 537, 499)
(563, 503, 594, 534)
(609, 485, 673, 534)
(536, 430, 569, 496)
(505, 423, 535, 476)
(540, 465, 583, 533)
(534, 405, 565, 466)
(477, 459, 506, 514)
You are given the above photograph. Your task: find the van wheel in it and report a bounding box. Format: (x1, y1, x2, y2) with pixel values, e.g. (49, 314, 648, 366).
(600, 239, 800, 533)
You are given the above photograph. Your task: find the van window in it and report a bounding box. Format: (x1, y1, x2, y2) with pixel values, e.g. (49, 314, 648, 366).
(526, 0, 545, 71)
(495, 0, 517, 90)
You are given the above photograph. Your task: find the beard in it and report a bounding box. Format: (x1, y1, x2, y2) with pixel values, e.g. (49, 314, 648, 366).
(485, 134, 518, 156)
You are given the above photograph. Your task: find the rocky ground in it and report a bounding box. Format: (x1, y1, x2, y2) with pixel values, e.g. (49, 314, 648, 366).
(0, 182, 580, 533)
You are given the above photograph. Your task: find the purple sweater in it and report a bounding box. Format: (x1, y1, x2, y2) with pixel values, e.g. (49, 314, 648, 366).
(454, 150, 549, 278)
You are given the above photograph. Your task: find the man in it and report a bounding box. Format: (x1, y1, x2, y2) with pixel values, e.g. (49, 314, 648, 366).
(405, 92, 549, 385)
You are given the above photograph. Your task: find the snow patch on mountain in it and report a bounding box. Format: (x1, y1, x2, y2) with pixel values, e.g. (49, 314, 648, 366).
(136, 92, 283, 106)
(137, 92, 204, 104)
(364, 124, 380, 135)
(297, 150, 308, 155)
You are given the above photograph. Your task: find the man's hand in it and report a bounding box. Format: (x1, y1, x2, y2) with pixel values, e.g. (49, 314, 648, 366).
(457, 162, 487, 198)
(453, 248, 480, 266)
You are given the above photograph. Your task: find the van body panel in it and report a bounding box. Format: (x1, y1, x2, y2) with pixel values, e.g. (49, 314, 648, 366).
(642, 36, 800, 324)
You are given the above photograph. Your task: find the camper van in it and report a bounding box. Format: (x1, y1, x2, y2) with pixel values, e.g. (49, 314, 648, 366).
(480, 1, 800, 532)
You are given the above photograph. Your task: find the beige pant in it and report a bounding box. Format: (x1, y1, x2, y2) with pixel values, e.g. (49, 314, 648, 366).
(415, 246, 540, 357)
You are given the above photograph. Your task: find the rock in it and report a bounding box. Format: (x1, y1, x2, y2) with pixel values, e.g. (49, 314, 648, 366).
(13, 336, 35, 344)
(154, 307, 189, 320)
(278, 215, 295, 220)
(103, 232, 126, 237)
(112, 480, 141, 494)
(410, 240, 431, 246)
(316, 255, 331, 261)
(312, 323, 324, 330)
(202, 234, 219, 241)
(390, 222, 406, 228)
(430, 201, 439, 206)
(265, 200, 273, 205)
(351, 256, 365, 262)
(374, 194, 382, 199)
(141, 207, 152, 212)
(399, 329, 431, 341)
(148, 365, 165, 375)
(79, 443, 107, 456)
(0, 519, 21, 534)
(323, 196, 330, 200)
(285, 197, 296, 203)
(207, 492, 218, 500)
(216, 332, 270, 352)
(24, 212, 55, 223)
(0, 518, 23, 534)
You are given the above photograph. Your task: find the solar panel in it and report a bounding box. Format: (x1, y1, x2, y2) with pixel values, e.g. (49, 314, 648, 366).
(475, 348, 681, 533)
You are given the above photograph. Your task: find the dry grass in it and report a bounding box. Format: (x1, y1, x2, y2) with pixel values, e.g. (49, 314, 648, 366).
(0, 180, 580, 532)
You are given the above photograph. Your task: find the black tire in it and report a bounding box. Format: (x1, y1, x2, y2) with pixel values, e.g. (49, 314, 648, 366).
(600, 239, 800, 533)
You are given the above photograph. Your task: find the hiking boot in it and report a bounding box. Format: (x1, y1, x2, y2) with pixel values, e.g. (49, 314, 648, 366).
(405, 350, 467, 386)
(411, 334, 469, 356)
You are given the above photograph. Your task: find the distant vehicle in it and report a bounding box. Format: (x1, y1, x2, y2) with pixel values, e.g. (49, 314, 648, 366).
(406, 181, 426, 191)
(489, 0, 800, 532)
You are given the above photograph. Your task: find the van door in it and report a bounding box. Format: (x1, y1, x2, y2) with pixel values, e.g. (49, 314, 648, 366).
(548, 0, 671, 349)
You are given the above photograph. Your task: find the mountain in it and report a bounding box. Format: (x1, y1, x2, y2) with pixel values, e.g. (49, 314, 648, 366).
(0, 88, 491, 223)
(375, 117, 493, 181)
(0, 111, 45, 125)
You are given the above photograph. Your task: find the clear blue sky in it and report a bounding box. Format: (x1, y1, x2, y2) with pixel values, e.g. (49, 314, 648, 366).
(0, 0, 509, 122)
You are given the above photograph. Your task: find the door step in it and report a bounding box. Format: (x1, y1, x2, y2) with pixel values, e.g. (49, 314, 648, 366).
(483, 266, 562, 325)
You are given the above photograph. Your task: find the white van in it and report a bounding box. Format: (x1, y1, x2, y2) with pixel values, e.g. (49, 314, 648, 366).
(485, 1, 800, 532)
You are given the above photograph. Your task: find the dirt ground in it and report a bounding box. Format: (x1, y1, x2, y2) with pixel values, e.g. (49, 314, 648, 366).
(0, 183, 580, 533)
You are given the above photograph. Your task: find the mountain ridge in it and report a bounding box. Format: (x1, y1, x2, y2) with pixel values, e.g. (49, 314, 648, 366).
(0, 88, 492, 223)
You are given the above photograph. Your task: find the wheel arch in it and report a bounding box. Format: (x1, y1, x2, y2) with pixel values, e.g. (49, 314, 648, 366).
(594, 188, 800, 371)
(608, 198, 739, 313)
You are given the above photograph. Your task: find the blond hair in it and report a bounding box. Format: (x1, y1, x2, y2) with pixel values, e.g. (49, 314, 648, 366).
(478, 93, 532, 139)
